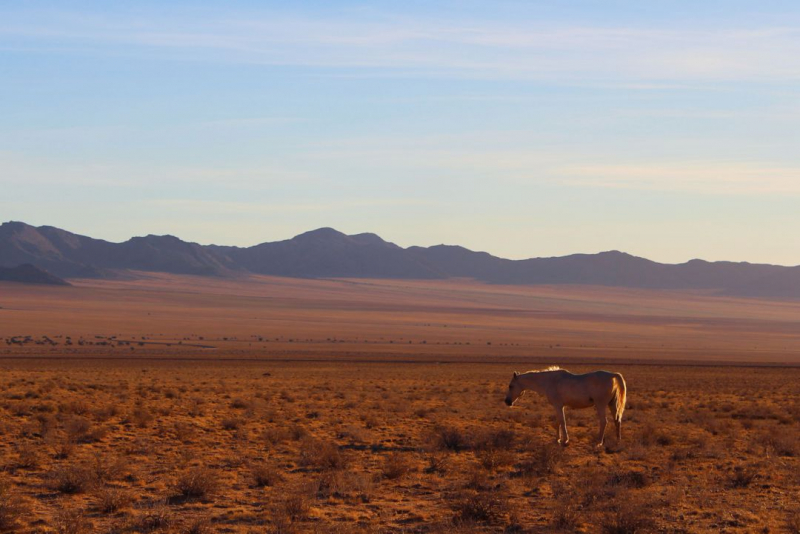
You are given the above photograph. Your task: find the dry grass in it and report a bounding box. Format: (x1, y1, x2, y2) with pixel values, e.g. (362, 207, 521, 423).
(0, 359, 796, 531)
(1, 276, 800, 531)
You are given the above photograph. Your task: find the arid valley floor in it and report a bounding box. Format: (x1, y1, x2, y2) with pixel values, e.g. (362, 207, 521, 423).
(1, 275, 799, 532)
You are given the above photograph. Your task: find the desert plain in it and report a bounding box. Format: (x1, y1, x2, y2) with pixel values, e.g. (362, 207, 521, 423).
(0, 274, 799, 533)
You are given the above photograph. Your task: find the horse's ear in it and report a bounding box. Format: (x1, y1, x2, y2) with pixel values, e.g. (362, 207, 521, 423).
(513, 371, 519, 377)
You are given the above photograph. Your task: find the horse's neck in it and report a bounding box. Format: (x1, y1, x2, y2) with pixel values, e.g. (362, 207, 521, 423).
(521, 373, 546, 394)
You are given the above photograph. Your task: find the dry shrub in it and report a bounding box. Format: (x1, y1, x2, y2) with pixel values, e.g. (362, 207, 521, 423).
(298, 438, 348, 471)
(170, 467, 220, 502)
(135, 502, 172, 532)
(599, 492, 656, 534)
(262, 427, 290, 447)
(281, 491, 311, 521)
(463, 464, 492, 491)
(251, 462, 283, 487)
(221, 417, 243, 431)
(65, 416, 106, 443)
(637, 421, 673, 447)
(0, 479, 28, 531)
(127, 405, 154, 428)
(475, 428, 516, 451)
(517, 441, 563, 478)
(53, 508, 92, 534)
(787, 509, 800, 534)
(95, 487, 133, 513)
(551, 501, 580, 531)
(173, 421, 196, 443)
(729, 465, 758, 489)
(182, 517, 212, 534)
(381, 452, 412, 480)
(607, 469, 650, 489)
(424, 453, 449, 475)
(314, 471, 375, 503)
(431, 425, 470, 452)
(477, 448, 515, 471)
(90, 454, 128, 484)
(452, 491, 508, 525)
(48, 464, 97, 494)
(16, 448, 39, 469)
(757, 432, 799, 457)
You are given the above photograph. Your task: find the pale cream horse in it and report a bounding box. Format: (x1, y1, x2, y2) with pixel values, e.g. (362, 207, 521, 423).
(504, 366, 626, 447)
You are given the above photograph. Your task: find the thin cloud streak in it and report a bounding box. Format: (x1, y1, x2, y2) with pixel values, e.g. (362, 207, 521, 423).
(560, 163, 800, 195)
(3, 8, 800, 82)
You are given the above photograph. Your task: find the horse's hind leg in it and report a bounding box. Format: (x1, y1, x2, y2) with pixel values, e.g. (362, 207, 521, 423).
(609, 400, 622, 442)
(595, 404, 607, 448)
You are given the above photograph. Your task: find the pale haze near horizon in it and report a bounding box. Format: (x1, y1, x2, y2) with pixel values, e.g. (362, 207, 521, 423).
(2, 1, 800, 266)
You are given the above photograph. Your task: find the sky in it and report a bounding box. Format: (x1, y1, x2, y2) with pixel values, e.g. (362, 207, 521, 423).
(2, 1, 800, 265)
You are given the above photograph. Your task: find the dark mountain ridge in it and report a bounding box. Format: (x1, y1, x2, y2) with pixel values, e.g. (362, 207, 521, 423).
(0, 263, 70, 286)
(1, 221, 798, 298)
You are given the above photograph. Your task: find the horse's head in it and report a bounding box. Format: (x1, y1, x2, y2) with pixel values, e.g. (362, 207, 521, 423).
(505, 371, 524, 407)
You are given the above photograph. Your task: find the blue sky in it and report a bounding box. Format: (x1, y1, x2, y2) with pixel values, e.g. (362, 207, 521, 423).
(2, 1, 800, 264)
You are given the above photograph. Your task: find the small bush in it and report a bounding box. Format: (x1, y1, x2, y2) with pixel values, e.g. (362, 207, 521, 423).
(382, 452, 412, 480)
(424, 453, 448, 475)
(599, 495, 655, 534)
(432, 426, 469, 452)
(607, 470, 650, 489)
(136, 502, 172, 532)
(221, 417, 242, 431)
(16, 448, 39, 469)
(251, 462, 283, 487)
(127, 405, 154, 428)
(170, 467, 220, 501)
(182, 517, 212, 534)
(282, 492, 311, 521)
(787, 509, 800, 534)
(475, 428, 516, 451)
(552, 502, 580, 531)
(729, 465, 758, 488)
(0, 479, 28, 531)
(53, 508, 92, 534)
(298, 438, 348, 471)
(452, 491, 508, 524)
(478, 448, 515, 471)
(48, 464, 96, 494)
(517, 441, 563, 478)
(95, 487, 132, 513)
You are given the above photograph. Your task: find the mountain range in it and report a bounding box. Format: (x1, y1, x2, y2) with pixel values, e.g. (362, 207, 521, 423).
(2, 221, 799, 298)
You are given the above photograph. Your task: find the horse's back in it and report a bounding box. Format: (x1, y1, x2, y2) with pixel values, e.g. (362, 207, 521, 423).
(557, 370, 619, 407)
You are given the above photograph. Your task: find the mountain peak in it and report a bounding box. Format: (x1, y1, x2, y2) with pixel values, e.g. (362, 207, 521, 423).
(292, 227, 348, 241)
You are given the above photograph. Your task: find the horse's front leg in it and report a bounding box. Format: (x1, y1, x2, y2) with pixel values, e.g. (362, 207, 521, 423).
(595, 404, 607, 448)
(551, 415, 561, 443)
(555, 405, 569, 446)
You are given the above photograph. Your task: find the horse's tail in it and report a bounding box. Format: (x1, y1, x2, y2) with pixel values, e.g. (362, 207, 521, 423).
(611, 373, 627, 422)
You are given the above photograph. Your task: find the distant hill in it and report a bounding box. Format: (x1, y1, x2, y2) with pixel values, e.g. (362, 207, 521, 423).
(2, 221, 799, 298)
(0, 264, 70, 286)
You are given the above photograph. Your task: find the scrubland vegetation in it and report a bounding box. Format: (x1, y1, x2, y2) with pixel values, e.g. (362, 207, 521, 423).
(0, 360, 797, 533)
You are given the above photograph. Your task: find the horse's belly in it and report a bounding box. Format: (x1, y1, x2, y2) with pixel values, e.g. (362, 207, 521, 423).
(566, 398, 594, 409)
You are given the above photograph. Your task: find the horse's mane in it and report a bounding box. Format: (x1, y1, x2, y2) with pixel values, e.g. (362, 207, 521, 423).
(527, 365, 563, 373)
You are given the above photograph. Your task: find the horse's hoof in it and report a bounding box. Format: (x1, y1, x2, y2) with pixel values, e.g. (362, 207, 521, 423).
(560, 440, 569, 447)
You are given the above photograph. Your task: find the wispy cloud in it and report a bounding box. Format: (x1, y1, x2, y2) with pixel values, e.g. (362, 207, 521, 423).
(559, 162, 800, 195)
(2, 7, 800, 82)
(145, 197, 435, 215)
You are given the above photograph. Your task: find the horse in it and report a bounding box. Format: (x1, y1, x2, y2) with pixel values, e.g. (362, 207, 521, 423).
(504, 366, 626, 447)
